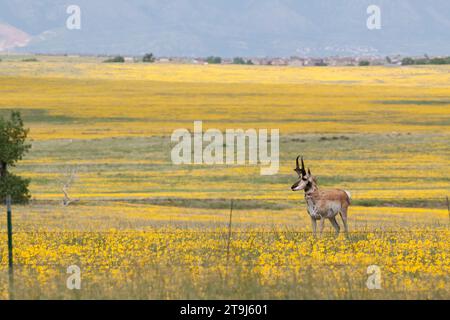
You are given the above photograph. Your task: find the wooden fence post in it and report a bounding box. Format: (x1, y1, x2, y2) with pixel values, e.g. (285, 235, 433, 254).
(6, 195, 14, 300)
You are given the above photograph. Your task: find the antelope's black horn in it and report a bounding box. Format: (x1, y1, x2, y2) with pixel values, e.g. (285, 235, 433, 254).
(301, 156, 306, 175)
(294, 155, 303, 175)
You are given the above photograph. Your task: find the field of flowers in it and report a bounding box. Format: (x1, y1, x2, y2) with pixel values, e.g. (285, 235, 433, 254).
(0, 227, 448, 299)
(0, 56, 449, 299)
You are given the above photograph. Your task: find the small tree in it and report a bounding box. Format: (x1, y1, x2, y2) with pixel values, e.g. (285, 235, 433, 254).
(314, 61, 328, 66)
(103, 56, 125, 63)
(22, 58, 38, 62)
(401, 57, 415, 65)
(206, 56, 222, 64)
(233, 57, 246, 64)
(0, 111, 31, 203)
(143, 53, 155, 63)
(414, 58, 429, 65)
(233, 57, 254, 65)
(429, 57, 450, 65)
(359, 60, 370, 66)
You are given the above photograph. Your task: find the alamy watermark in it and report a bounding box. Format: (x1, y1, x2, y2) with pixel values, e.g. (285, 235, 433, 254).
(66, 5, 81, 30)
(171, 121, 279, 175)
(366, 265, 382, 289)
(367, 5, 381, 30)
(64, 5, 380, 32)
(66, 265, 81, 290)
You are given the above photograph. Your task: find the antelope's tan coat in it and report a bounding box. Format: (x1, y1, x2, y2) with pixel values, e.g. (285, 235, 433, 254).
(291, 156, 351, 236)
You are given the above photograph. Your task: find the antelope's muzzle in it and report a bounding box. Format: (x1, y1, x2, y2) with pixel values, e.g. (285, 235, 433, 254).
(291, 179, 307, 191)
(291, 181, 301, 191)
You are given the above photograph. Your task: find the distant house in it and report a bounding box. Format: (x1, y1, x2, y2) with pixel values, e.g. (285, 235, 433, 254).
(270, 58, 288, 66)
(157, 58, 171, 63)
(288, 58, 306, 66)
(250, 58, 267, 65)
(310, 58, 327, 66)
(332, 57, 357, 66)
(386, 55, 403, 65)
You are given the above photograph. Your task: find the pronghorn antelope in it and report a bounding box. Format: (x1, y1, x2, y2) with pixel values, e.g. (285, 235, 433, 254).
(291, 156, 351, 236)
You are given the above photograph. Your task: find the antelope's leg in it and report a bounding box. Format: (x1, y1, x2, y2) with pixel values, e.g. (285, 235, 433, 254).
(311, 217, 317, 236)
(329, 216, 340, 236)
(319, 217, 325, 236)
(339, 207, 349, 235)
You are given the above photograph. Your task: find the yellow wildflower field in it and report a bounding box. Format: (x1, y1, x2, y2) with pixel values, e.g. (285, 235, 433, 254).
(0, 57, 449, 299)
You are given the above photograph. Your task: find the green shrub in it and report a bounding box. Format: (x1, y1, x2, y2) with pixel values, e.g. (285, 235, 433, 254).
(22, 58, 38, 62)
(233, 57, 246, 64)
(0, 173, 31, 204)
(359, 60, 370, 66)
(233, 57, 253, 65)
(206, 56, 222, 64)
(402, 56, 450, 65)
(103, 56, 125, 63)
(414, 58, 429, 65)
(401, 57, 415, 65)
(143, 53, 155, 63)
(429, 57, 450, 65)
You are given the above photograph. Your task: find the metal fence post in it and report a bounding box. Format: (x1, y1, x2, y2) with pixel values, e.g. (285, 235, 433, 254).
(6, 195, 14, 300)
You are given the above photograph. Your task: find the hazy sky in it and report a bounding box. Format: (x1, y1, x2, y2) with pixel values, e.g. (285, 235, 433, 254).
(1, 0, 449, 56)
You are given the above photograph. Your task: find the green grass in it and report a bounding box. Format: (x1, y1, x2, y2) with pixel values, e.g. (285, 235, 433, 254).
(376, 99, 450, 105)
(0, 108, 142, 124)
(11, 132, 448, 211)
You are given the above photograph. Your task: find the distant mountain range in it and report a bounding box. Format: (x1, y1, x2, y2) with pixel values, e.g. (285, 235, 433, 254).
(1, 0, 449, 57)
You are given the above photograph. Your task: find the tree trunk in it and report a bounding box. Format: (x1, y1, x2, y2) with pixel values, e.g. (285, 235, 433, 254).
(0, 161, 7, 178)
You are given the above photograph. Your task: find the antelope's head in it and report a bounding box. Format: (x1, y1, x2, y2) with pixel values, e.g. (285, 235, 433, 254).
(291, 156, 315, 191)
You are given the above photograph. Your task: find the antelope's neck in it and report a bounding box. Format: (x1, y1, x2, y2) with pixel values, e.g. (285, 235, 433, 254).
(304, 183, 319, 198)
